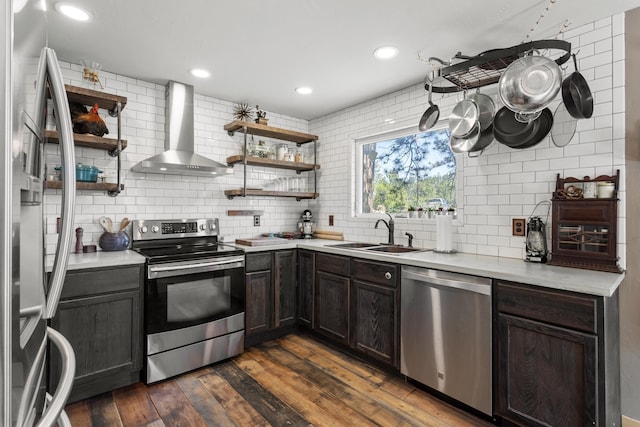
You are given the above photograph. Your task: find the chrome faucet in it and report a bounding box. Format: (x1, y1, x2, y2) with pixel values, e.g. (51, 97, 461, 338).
(375, 213, 395, 245)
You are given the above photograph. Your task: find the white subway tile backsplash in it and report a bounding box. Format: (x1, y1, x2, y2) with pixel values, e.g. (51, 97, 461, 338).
(580, 26, 612, 45)
(42, 14, 626, 264)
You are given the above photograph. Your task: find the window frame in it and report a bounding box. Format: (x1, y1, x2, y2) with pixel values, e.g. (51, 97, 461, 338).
(353, 122, 462, 220)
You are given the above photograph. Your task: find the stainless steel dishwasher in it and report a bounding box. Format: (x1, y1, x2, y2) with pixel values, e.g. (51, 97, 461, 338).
(401, 266, 492, 416)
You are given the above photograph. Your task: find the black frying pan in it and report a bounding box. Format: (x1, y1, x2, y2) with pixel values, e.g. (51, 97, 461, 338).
(510, 108, 554, 149)
(493, 106, 537, 147)
(562, 54, 593, 119)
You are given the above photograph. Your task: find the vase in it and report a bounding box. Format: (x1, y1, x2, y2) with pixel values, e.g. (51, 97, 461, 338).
(99, 231, 130, 251)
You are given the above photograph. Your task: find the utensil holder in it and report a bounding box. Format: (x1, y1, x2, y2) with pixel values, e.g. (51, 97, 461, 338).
(98, 231, 130, 251)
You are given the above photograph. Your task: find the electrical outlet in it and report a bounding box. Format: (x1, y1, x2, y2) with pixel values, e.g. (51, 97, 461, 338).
(253, 215, 260, 226)
(329, 215, 334, 226)
(512, 218, 526, 236)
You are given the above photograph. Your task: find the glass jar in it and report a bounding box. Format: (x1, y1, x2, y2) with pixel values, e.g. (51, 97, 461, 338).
(246, 142, 257, 157)
(294, 149, 304, 163)
(254, 140, 270, 158)
(276, 144, 288, 161)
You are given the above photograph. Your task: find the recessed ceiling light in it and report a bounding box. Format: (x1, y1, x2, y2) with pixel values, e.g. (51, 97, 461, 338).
(295, 87, 313, 95)
(190, 69, 211, 79)
(373, 46, 399, 60)
(55, 3, 91, 21)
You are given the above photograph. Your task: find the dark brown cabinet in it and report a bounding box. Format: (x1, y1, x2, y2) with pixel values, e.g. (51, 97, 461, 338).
(307, 253, 400, 369)
(297, 249, 315, 328)
(351, 259, 399, 368)
(244, 250, 297, 346)
(245, 253, 272, 336)
(548, 172, 621, 272)
(494, 280, 620, 427)
(315, 253, 350, 345)
(274, 250, 296, 328)
(48, 264, 143, 403)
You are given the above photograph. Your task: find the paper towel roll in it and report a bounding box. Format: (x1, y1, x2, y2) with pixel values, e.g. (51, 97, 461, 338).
(436, 214, 453, 252)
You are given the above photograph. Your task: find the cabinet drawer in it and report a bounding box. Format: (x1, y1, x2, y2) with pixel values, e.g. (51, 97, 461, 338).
(59, 265, 142, 299)
(496, 281, 597, 334)
(245, 252, 272, 272)
(316, 253, 350, 276)
(351, 259, 398, 288)
(556, 201, 610, 223)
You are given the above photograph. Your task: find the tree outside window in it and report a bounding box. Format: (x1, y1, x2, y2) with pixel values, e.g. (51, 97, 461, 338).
(360, 127, 455, 214)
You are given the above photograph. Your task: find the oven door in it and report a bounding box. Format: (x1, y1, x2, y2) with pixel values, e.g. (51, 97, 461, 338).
(145, 255, 245, 335)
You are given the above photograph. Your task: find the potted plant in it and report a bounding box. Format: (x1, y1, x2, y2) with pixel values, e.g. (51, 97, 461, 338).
(408, 206, 416, 218)
(427, 207, 436, 219)
(417, 207, 425, 218)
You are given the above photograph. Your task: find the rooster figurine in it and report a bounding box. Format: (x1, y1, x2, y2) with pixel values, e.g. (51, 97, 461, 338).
(72, 103, 109, 137)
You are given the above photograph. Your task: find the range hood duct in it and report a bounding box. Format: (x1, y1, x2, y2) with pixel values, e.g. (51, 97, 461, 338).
(131, 81, 233, 176)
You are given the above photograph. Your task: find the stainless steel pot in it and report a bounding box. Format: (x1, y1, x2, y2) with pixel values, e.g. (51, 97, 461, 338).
(450, 125, 480, 154)
(449, 98, 479, 138)
(467, 92, 495, 131)
(498, 55, 562, 115)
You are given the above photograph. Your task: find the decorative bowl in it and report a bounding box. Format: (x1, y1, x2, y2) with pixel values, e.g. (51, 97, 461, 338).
(98, 231, 130, 251)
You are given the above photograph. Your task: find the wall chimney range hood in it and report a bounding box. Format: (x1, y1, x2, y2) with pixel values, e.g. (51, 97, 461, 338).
(131, 81, 233, 176)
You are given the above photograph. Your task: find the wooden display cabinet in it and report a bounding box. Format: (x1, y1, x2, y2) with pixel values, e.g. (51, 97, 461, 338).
(548, 171, 622, 273)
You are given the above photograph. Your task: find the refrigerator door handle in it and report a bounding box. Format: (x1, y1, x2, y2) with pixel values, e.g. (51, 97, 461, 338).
(43, 47, 76, 319)
(36, 327, 76, 427)
(24, 47, 48, 179)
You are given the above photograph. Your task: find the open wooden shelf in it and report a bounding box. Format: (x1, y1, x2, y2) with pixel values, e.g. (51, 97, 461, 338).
(44, 181, 124, 192)
(226, 155, 319, 172)
(224, 120, 318, 144)
(64, 84, 127, 112)
(45, 130, 127, 152)
(224, 188, 318, 200)
(45, 84, 127, 196)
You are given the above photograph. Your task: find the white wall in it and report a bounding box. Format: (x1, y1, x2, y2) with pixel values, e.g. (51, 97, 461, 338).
(309, 14, 626, 268)
(44, 15, 624, 261)
(43, 67, 314, 253)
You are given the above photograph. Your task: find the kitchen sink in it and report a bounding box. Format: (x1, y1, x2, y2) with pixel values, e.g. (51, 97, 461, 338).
(326, 242, 425, 254)
(365, 246, 423, 253)
(327, 242, 378, 249)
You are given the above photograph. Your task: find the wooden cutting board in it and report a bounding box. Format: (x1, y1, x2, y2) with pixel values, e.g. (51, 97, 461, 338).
(314, 233, 344, 241)
(314, 230, 344, 240)
(235, 237, 290, 246)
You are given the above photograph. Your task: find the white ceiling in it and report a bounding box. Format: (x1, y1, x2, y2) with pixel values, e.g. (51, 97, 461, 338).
(44, 0, 640, 120)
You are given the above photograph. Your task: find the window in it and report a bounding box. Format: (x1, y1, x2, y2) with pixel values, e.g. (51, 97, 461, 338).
(356, 125, 455, 215)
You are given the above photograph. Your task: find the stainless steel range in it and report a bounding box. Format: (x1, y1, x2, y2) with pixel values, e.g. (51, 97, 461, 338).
(131, 218, 245, 383)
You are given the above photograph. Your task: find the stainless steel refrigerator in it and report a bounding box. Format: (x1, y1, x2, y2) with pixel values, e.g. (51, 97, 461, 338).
(2, 0, 77, 425)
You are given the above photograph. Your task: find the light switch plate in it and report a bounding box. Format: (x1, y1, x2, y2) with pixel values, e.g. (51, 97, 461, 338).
(512, 218, 526, 236)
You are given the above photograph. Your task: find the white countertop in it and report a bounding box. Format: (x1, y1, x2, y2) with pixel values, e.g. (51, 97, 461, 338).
(45, 250, 146, 272)
(47, 239, 624, 297)
(235, 239, 624, 297)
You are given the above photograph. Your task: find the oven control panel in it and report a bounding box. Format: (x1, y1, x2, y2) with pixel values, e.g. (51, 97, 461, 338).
(131, 218, 219, 241)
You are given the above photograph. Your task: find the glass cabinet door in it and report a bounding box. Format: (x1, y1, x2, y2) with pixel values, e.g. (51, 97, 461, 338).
(558, 224, 609, 254)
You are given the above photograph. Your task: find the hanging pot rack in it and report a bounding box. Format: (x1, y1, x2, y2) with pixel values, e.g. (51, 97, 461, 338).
(425, 39, 572, 94)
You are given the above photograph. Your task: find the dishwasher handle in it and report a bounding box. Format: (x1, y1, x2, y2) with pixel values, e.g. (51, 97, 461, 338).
(402, 267, 491, 296)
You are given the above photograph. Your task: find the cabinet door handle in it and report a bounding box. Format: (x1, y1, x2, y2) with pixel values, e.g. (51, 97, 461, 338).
(385, 272, 392, 280)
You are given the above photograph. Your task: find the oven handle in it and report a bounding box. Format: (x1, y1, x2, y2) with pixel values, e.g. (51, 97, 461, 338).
(148, 256, 245, 279)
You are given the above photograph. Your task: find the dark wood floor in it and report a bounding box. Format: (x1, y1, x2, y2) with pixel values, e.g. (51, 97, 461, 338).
(65, 333, 492, 426)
